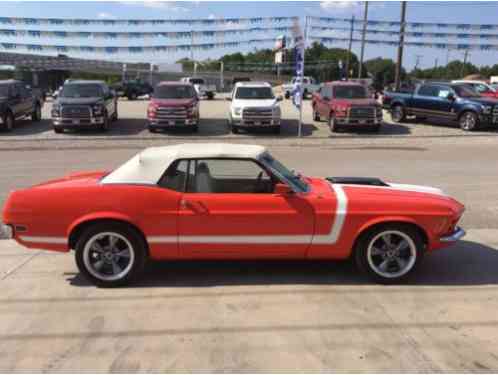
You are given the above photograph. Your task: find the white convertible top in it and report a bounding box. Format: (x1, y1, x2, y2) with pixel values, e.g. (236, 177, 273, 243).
(101, 143, 267, 185)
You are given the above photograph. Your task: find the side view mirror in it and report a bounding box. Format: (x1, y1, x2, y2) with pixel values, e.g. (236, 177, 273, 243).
(276, 95, 283, 102)
(447, 93, 456, 101)
(274, 183, 293, 195)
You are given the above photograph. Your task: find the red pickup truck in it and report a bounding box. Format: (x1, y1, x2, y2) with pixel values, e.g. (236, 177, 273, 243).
(312, 81, 383, 132)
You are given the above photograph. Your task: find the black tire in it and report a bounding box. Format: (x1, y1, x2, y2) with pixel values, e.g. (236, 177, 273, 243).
(313, 106, 321, 122)
(328, 113, 337, 133)
(459, 111, 479, 131)
(111, 107, 118, 122)
(271, 125, 281, 135)
(231, 125, 240, 134)
(31, 104, 42, 122)
(53, 126, 63, 134)
(303, 89, 309, 99)
(128, 92, 137, 101)
(100, 112, 109, 132)
(354, 223, 425, 284)
(75, 222, 147, 288)
(391, 104, 406, 123)
(285, 91, 290, 99)
(148, 126, 158, 133)
(207, 92, 214, 100)
(192, 125, 199, 132)
(2, 111, 14, 132)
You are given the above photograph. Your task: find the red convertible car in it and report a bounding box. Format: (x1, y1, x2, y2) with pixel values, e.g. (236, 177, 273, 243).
(0, 143, 465, 287)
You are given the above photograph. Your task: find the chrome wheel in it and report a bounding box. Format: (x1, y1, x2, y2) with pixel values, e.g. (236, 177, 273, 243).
(83, 232, 135, 282)
(367, 230, 417, 279)
(460, 112, 477, 131)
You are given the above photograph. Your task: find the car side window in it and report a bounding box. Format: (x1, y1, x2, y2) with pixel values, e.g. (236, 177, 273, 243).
(186, 159, 274, 194)
(9, 84, 19, 98)
(158, 160, 189, 192)
(418, 85, 438, 97)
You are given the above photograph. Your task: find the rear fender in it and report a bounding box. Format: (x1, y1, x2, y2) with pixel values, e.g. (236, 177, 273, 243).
(67, 211, 140, 239)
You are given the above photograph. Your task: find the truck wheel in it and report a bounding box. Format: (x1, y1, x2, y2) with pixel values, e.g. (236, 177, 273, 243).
(354, 223, 424, 284)
(391, 105, 406, 123)
(303, 89, 309, 99)
(2, 112, 14, 132)
(100, 112, 109, 132)
(328, 113, 337, 133)
(128, 92, 137, 101)
(111, 108, 118, 122)
(271, 125, 281, 135)
(285, 91, 290, 99)
(207, 92, 214, 100)
(75, 222, 147, 288)
(31, 104, 42, 122)
(459, 111, 478, 131)
(53, 126, 63, 134)
(313, 106, 321, 122)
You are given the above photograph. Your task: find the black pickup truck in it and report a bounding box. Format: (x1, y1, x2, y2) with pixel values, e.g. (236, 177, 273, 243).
(0, 80, 44, 132)
(383, 82, 498, 131)
(112, 80, 153, 100)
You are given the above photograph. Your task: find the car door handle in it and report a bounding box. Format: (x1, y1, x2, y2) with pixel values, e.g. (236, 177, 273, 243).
(180, 199, 209, 214)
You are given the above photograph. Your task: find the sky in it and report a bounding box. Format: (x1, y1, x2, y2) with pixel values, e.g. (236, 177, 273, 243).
(1, 1, 498, 70)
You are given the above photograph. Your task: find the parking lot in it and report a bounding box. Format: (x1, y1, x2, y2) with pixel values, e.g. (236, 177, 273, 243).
(1, 137, 498, 371)
(2, 97, 498, 141)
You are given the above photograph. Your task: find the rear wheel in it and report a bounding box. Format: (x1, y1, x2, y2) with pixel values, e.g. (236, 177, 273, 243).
(53, 126, 63, 134)
(2, 112, 14, 132)
(313, 106, 321, 122)
(355, 223, 424, 284)
(459, 111, 478, 131)
(391, 105, 406, 123)
(285, 91, 290, 99)
(75, 222, 147, 287)
(206, 92, 214, 100)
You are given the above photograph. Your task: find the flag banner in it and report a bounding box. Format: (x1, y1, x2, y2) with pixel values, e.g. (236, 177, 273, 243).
(311, 36, 498, 51)
(0, 38, 279, 54)
(0, 26, 294, 40)
(310, 16, 498, 31)
(0, 16, 298, 27)
(291, 19, 305, 109)
(311, 26, 498, 41)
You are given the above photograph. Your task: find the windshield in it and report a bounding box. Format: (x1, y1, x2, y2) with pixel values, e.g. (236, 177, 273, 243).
(189, 78, 205, 85)
(259, 152, 309, 193)
(235, 87, 274, 100)
(334, 85, 368, 99)
(0, 85, 8, 97)
(60, 84, 103, 98)
(453, 84, 481, 98)
(154, 85, 195, 99)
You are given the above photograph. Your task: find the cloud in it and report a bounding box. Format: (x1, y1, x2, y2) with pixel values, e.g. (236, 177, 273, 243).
(119, 1, 190, 13)
(320, 1, 360, 12)
(97, 12, 116, 19)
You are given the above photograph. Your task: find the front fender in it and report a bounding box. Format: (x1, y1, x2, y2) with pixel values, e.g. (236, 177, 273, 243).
(354, 215, 428, 245)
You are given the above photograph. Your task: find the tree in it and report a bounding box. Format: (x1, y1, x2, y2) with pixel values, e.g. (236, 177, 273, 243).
(364, 57, 405, 90)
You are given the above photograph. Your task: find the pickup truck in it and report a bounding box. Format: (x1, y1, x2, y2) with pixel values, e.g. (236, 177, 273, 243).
(0, 79, 43, 132)
(282, 76, 320, 99)
(147, 81, 200, 133)
(312, 81, 383, 133)
(383, 82, 498, 131)
(180, 77, 216, 100)
(51, 80, 118, 133)
(227, 81, 283, 134)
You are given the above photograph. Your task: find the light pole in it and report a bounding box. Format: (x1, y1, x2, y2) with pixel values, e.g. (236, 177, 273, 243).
(394, 1, 407, 91)
(358, 1, 369, 79)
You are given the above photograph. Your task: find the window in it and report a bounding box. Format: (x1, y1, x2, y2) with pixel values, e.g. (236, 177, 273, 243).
(322, 86, 332, 99)
(235, 87, 274, 100)
(154, 85, 195, 99)
(333, 85, 368, 99)
(452, 84, 480, 98)
(186, 159, 274, 194)
(60, 84, 104, 98)
(418, 85, 439, 97)
(473, 83, 492, 94)
(158, 160, 189, 192)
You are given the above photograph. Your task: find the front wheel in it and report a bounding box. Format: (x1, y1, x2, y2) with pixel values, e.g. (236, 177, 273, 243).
(75, 223, 147, 287)
(355, 224, 424, 284)
(459, 111, 478, 131)
(328, 113, 337, 133)
(2, 112, 14, 132)
(391, 105, 406, 123)
(313, 106, 321, 122)
(100, 112, 109, 132)
(32, 104, 42, 122)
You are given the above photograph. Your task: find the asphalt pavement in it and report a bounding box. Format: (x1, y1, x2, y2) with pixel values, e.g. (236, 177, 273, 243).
(1, 138, 498, 371)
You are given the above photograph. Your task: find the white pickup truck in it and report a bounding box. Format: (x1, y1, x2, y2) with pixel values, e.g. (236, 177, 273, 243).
(226, 81, 283, 134)
(282, 76, 320, 99)
(180, 77, 216, 100)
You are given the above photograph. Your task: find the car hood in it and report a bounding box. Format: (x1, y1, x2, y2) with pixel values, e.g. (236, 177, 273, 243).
(151, 98, 196, 107)
(55, 97, 103, 105)
(232, 99, 278, 108)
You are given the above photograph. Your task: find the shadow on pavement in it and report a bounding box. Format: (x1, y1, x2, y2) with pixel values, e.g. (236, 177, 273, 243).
(0, 119, 52, 136)
(67, 240, 498, 288)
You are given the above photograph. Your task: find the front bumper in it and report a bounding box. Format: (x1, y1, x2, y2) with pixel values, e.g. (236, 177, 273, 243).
(335, 117, 382, 126)
(232, 117, 281, 127)
(439, 226, 466, 242)
(52, 116, 104, 126)
(148, 118, 198, 127)
(0, 223, 13, 240)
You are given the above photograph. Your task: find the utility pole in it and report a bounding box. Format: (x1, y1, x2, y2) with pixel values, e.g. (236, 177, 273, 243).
(394, 1, 407, 91)
(414, 55, 422, 71)
(190, 30, 195, 75)
(461, 50, 469, 78)
(345, 15, 355, 81)
(434, 58, 438, 69)
(358, 1, 369, 79)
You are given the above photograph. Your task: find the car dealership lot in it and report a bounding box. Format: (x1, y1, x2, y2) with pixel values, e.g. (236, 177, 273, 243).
(1, 142, 498, 371)
(1, 98, 497, 140)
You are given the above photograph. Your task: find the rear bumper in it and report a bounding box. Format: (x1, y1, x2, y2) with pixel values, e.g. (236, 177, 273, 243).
(439, 227, 466, 242)
(0, 223, 13, 240)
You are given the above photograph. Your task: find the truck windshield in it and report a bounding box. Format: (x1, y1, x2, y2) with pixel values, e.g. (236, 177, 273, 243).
(154, 85, 195, 99)
(452, 85, 480, 98)
(60, 84, 103, 98)
(0, 85, 8, 98)
(235, 87, 274, 99)
(259, 152, 309, 193)
(334, 86, 368, 99)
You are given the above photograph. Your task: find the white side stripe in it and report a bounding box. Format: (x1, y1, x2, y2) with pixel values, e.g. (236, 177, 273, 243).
(311, 183, 348, 245)
(19, 236, 67, 244)
(147, 184, 348, 246)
